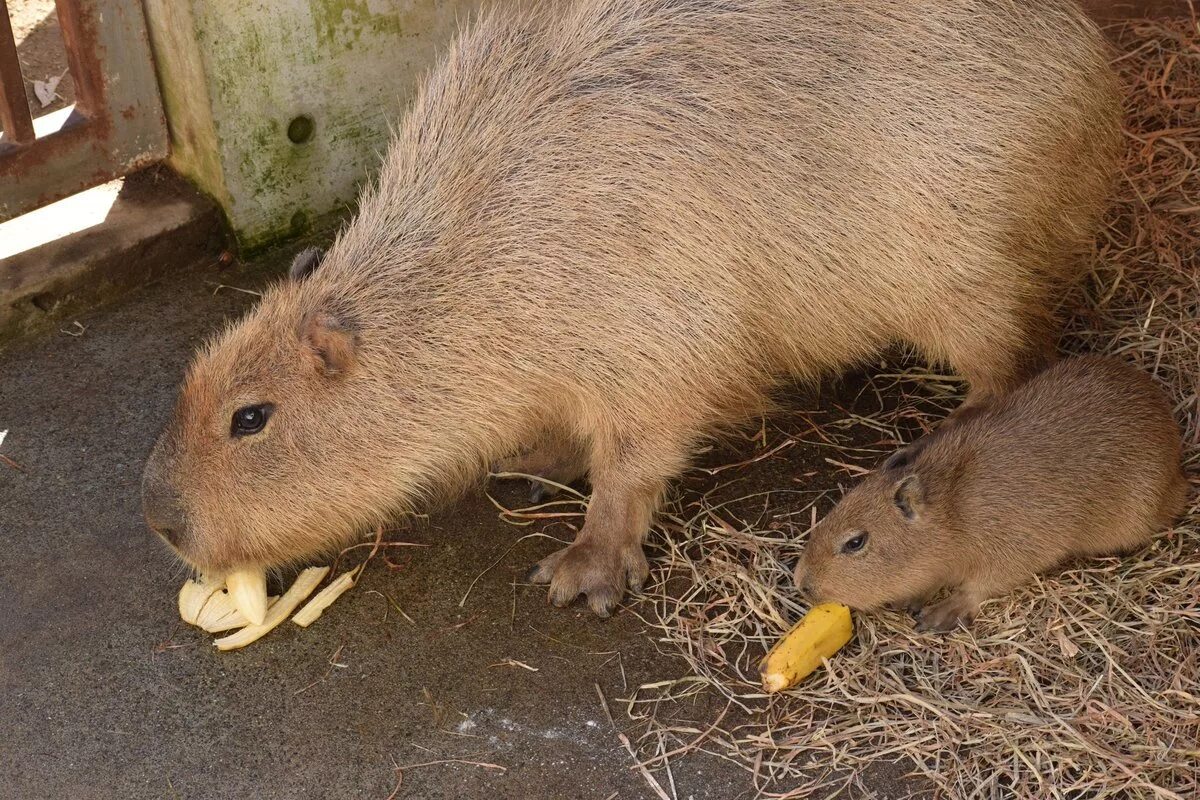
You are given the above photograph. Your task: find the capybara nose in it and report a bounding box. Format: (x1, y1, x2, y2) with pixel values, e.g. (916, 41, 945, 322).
(149, 521, 182, 546)
(144, 496, 187, 547)
(794, 569, 821, 601)
(142, 466, 187, 548)
(793, 565, 812, 597)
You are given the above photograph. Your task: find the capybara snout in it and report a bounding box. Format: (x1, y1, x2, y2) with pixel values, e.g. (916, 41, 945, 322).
(142, 440, 187, 548)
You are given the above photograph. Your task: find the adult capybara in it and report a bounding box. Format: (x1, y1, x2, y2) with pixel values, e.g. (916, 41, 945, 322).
(143, 0, 1123, 616)
(795, 357, 1188, 631)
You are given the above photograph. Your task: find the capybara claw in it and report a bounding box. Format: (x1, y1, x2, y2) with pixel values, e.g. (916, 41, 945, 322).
(586, 590, 618, 618)
(532, 540, 647, 617)
(526, 548, 565, 584)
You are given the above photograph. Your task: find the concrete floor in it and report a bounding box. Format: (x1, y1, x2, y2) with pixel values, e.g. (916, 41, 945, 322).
(0, 250, 772, 800)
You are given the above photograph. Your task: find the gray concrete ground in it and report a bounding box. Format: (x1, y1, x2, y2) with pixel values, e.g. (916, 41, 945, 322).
(0, 249, 766, 800)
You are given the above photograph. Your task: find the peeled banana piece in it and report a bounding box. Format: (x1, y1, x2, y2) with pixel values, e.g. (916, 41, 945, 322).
(214, 566, 330, 651)
(178, 574, 224, 625)
(759, 603, 853, 693)
(292, 567, 361, 628)
(176, 564, 358, 650)
(224, 568, 268, 626)
(195, 590, 281, 633)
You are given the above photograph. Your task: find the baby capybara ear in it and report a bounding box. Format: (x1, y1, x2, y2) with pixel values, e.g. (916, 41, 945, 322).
(300, 310, 357, 375)
(289, 247, 325, 282)
(892, 475, 924, 520)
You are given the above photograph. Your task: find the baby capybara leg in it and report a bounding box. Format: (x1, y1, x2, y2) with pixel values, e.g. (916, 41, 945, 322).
(914, 573, 1024, 632)
(889, 590, 936, 617)
(914, 586, 989, 632)
(493, 438, 589, 503)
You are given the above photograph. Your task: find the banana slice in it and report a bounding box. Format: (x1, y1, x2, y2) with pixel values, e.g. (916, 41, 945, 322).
(178, 574, 224, 625)
(291, 567, 361, 628)
(195, 591, 281, 633)
(759, 603, 853, 693)
(225, 568, 268, 626)
(214, 567, 330, 651)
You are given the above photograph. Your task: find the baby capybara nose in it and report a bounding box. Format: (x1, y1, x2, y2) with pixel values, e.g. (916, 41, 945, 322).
(793, 565, 815, 599)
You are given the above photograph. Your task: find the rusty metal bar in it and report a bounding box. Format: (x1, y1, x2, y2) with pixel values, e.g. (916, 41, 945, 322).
(0, 0, 35, 146)
(53, 0, 101, 117)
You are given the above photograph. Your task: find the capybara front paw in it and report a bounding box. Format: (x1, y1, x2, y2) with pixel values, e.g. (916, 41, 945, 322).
(914, 597, 976, 633)
(527, 540, 649, 617)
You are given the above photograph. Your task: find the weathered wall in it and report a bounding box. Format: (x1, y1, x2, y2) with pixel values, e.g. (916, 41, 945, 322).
(143, 0, 490, 252)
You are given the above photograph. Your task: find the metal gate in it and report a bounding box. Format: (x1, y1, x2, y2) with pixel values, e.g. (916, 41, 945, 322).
(0, 0, 167, 223)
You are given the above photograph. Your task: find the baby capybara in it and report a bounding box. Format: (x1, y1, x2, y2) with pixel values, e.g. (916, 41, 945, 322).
(795, 357, 1188, 631)
(143, 0, 1122, 616)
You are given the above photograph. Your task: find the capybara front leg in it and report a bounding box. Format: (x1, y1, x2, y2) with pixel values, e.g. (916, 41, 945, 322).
(914, 578, 1011, 633)
(527, 474, 659, 617)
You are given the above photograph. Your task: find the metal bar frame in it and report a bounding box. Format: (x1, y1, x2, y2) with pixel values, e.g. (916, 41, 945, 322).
(0, 0, 167, 222)
(0, 0, 35, 146)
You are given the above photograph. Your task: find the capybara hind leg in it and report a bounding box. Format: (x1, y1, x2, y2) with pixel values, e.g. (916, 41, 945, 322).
(925, 311, 1056, 415)
(528, 473, 660, 617)
(493, 439, 589, 503)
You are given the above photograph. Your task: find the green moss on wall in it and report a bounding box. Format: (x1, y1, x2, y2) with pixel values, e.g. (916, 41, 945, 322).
(310, 0, 402, 50)
(148, 0, 491, 254)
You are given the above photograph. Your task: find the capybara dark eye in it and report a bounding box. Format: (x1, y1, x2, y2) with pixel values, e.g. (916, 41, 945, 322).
(231, 404, 273, 437)
(842, 532, 868, 554)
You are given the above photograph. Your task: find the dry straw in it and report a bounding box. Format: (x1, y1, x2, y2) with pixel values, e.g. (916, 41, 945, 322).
(621, 16, 1200, 800)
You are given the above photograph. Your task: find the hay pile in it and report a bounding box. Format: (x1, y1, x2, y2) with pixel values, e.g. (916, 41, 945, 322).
(623, 16, 1200, 799)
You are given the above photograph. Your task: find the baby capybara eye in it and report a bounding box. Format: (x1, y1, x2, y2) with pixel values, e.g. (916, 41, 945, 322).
(841, 532, 868, 554)
(231, 404, 273, 437)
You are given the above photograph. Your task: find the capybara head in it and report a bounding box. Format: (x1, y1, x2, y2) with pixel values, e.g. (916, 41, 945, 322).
(142, 249, 404, 572)
(794, 441, 950, 610)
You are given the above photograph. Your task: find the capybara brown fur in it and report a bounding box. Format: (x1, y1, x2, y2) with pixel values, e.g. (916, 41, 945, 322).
(794, 357, 1189, 631)
(143, 0, 1123, 616)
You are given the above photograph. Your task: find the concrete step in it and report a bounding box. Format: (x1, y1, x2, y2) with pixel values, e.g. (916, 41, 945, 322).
(0, 166, 227, 342)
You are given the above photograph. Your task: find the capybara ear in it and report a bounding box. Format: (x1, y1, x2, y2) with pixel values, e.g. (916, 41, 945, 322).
(289, 247, 326, 282)
(300, 311, 357, 375)
(892, 474, 924, 520)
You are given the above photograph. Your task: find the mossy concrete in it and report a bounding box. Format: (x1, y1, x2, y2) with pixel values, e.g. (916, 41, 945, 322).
(142, 0, 492, 253)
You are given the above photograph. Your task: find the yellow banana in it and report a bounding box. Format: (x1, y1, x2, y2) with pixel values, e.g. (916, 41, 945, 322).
(759, 603, 853, 693)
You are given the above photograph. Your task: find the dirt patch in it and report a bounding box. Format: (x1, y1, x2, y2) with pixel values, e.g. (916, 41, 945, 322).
(8, 0, 75, 120)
